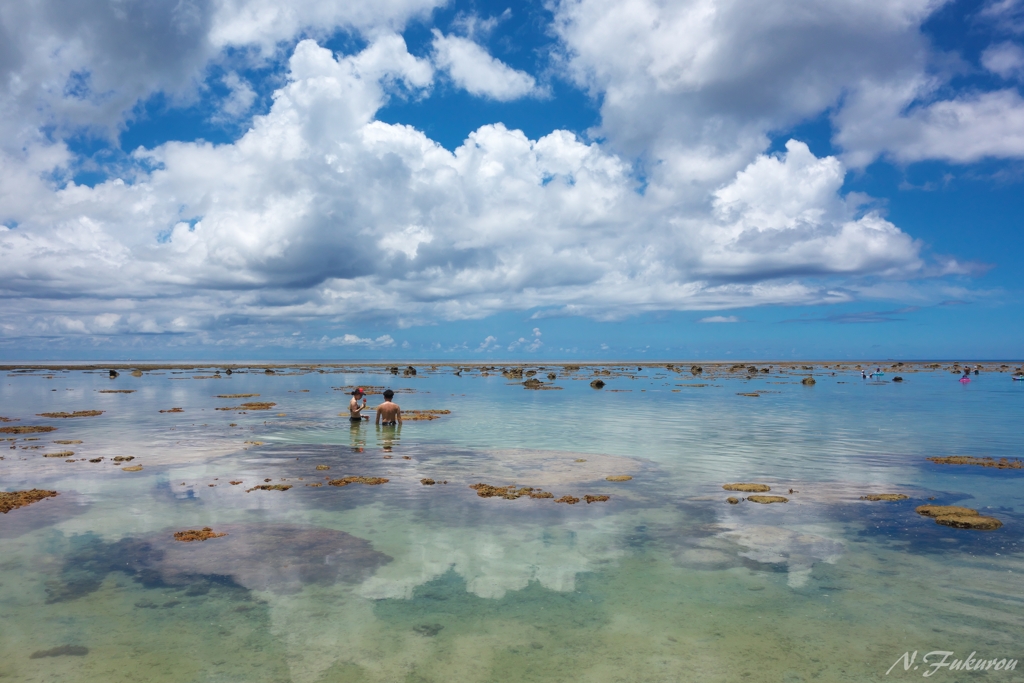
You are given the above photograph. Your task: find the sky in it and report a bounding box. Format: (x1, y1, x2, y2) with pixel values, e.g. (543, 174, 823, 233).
(0, 0, 1022, 361)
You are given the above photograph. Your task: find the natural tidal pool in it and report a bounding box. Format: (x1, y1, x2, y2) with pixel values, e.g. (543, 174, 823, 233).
(1, 361, 1023, 682)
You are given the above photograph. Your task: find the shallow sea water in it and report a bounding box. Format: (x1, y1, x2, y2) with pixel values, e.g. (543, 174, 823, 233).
(1, 363, 1023, 682)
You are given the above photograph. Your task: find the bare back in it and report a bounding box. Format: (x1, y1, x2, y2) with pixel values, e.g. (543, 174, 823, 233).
(376, 400, 401, 425)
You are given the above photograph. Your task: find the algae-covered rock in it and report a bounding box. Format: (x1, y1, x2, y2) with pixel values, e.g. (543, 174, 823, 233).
(748, 495, 788, 504)
(37, 410, 103, 418)
(723, 483, 770, 492)
(0, 489, 59, 514)
(0, 425, 57, 434)
(584, 495, 609, 503)
(801, 377, 816, 385)
(859, 493, 908, 501)
(935, 514, 1002, 530)
(173, 527, 226, 542)
(927, 456, 1023, 470)
(915, 505, 979, 518)
(555, 495, 580, 504)
(328, 476, 388, 487)
(122, 465, 143, 472)
(605, 475, 632, 482)
(727, 497, 740, 504)
(246, 484, 292, 492)
(590, 379, 605, 389)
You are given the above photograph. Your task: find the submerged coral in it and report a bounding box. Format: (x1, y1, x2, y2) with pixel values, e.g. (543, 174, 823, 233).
(53, 440, 82, 445)
(0, 489, 59, 513)
(402, 410, 451, 421)
(30, 645, 88, 658)
(173, 527, 227, 542)
(216, 402, 276, 411)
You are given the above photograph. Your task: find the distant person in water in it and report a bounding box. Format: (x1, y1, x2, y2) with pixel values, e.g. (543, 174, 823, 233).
(349, 388, 368, 422)
(862, 370, 867, 379)
(376, 389, 402, 426)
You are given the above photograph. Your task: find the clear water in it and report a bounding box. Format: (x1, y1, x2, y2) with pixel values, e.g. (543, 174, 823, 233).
(1, 364, 1022, 682)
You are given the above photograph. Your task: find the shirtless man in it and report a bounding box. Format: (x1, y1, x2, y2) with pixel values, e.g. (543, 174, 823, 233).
(375, 389, 402, 426)
(349, 388, 368, 422)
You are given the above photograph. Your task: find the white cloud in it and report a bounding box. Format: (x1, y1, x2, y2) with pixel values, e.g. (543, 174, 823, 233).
(698, 315, 740, 323)
(431, 31, 541, 101)
(983, 42, 1024, 79)
(217, 72, 257, 120)
(477, 335, 499, 351)
(331, 334, 395, 348)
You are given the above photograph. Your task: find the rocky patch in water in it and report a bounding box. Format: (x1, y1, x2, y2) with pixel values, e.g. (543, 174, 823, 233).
(927, 456, 1023, 470)
(328, 476, 389, 487)
(402, 410, 451, 421)
(174, 527, 227, 542)
(0, 489, 59, 513)
(723, 483, 770, 492)
(916, 504, 1002, 530)
(0, 425, 57, 434)
(748, 495, 788, 504)
(37, 410, 103, 418)
(30, 645, 88, 658)
(860, 493, 908, 501)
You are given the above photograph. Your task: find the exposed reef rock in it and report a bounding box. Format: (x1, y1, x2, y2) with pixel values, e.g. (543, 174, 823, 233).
(927, 456, 1023, 470)
(173, 527, 227, 542)
(122, 465, 143, 472)
(916, 504, 1002, 530)
(801, 377, 816, 385)
(246, 484, 292, 492)
(748, 495, 788, 504)
(470, 483, 554, 500)
(0, 426, 57, 434)
(727, 497, 740, 504)
(98, 390, 135, 394)
(37, 410, 103, 418)
(860, 493, 908, 501)
(315, 465, 330, 470)
(584, 495, 609, 503)
(892, 376, 904, 382)
(0, 489, 59, 513)
(555, 495, 580, 504)
(216, 402, 276, 411)
(217, 393, 260, 399)
(605, 475, 632, 482)
(420, 478, 435, 485)
(723, 483, 770, 492)
(53, 440, 82, 445)
(590, 379, 605, 389)
(159, 408, 184, 413)
(403, 410, 451, 421)
(328, 476, 388, 487)
(44, 451, 74, 458)
(112, 456, 134, 462)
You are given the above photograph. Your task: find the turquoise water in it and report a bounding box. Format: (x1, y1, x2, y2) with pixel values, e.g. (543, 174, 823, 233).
(1, 363, 1023, 682)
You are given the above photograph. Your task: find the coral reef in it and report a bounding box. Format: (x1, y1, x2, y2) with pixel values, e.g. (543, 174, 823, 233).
(605, 475, 632, 482)
(216, 402, 276, 411)
(727, 497, 739, 504)
(747, 495, 788, 504)
(53, 440, 82, 445)
(159, 408, 184, 413)
(470, 483, 554, 500)
(403, 410, 451, 420)
(328, 476, 389, 487)
(173, 527, 227, 542)
(246, 484, 292, 492)
(927, 456, 1023, 469)
(37, 410, 103, 418)
(584, 495, 609, 503)
(112, 456, 134, 462)
(555, 495, 580, 504)
(859, 493, 908, 501)
(590, 379, 606, 389)
(916, 504, 1002, 530)
(723, 483, 770, 492)
(0, 425, 57, 434)
(0, 489, 59, 513)
(801, 377, 816, 385)
(44, 451, 74, 458)
(122, 465, 143, 472)
(217, 394, 260, 398)
(315, 464, 330, 470)
(420, 478, 435, 485)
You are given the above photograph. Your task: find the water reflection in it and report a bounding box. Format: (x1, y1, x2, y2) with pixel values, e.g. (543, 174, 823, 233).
(376, 424, 401, 452)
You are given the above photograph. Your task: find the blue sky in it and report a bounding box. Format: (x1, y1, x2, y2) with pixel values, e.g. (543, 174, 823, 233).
(0, 0, 1022, 360)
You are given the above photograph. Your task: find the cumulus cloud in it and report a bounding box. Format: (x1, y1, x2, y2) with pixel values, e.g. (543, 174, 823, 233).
(983, 42, 1024, 79)
(0, 0, 1002, 348)
(477, 335, 499, 351)
(698, 315, 740, 323)
(431, 30, 541, 100)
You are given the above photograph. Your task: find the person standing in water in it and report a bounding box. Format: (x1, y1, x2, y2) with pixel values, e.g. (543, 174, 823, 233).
(349, 388, 369, 422)
(375, 389, 402, 426)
